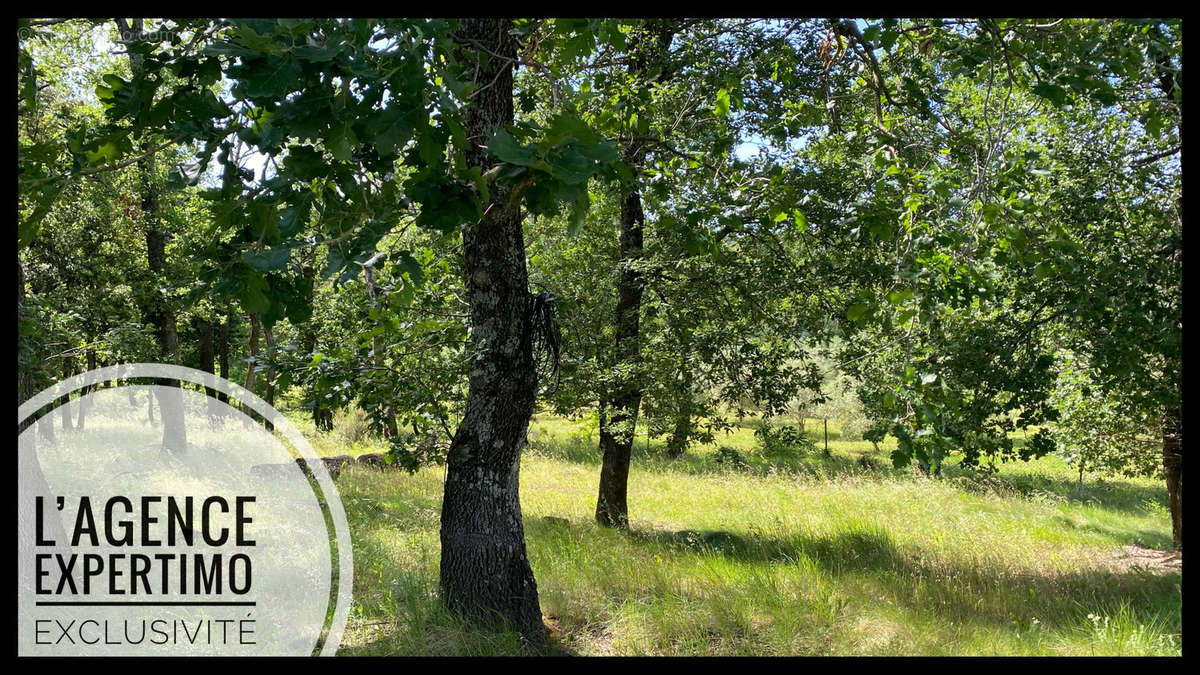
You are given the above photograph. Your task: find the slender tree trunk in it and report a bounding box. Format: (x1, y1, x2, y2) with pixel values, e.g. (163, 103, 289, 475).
(666, 362, 694, 459)
(58, 359, 74, 432)
(18, 256, 39, 444)
(438, 18, 546, 647)
(595, 182, 645, 528)
(218, 312, 231, 403)
(364, 255, 399, 438)
(263, 325, 275, 431)
(197, 318, 220, 417)
(595, 21, 677, 528)
(121, 18, 186, 455)
(75, 348, 97, 430)
(300, 264, 332, 431)
(240, 313, 262, 427)
(1163, 405, 1182, 551)
(243, 313, 261, 395)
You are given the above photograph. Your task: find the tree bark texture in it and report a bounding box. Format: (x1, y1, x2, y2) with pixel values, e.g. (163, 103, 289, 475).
(1163, 405, 1182, 550)
(596, 21, 678, 528)
(438, 18, 547, 647)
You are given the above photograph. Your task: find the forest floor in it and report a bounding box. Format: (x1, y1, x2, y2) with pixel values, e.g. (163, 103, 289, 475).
(294, 410, 1181, 656)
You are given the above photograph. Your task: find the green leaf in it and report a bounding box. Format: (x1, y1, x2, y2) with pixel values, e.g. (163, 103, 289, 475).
(566, 188, 590, 236)
(1031, 82, 1068, 107)
(278, 204, 307, 238)
(713, 88, 731, 118)
(238, 270, 272, 314)
(392, 250, 426, 287)
(326, 121, 358, 162)
(487, 130, 539, 167)
(242, 246, 292, 271)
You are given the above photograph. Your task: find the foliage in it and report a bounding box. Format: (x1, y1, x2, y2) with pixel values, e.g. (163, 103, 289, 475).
(1051, 355, 1162, 480)
(754, 423, 818, 457)
(16, 16, 1182, 571)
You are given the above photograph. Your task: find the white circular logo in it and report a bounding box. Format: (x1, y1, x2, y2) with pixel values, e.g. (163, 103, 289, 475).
(18, 364, 353, 656)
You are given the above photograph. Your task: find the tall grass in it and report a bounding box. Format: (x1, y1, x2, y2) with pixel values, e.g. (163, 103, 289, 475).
(288, 406, 1180, 656)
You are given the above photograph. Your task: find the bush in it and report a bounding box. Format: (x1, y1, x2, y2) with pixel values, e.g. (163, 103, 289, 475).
(714, 445, 748, 468)
(755, 423, 817, 457)
(332, 405, 376, 445)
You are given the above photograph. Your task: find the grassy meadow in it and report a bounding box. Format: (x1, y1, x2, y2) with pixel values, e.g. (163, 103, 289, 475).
(294, 407, 1180, 656)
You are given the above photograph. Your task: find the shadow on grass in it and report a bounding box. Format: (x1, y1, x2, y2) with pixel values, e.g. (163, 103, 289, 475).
(628, 522, 904, 569)
(336, 472, 578, 656)
(333, 471, 1179, 655)
(330, 451, 1175, 654)
(526, 434, 1168, 519)
(526, 434, 903, 480)
(336, 613, 577, 657)
(1051, 515, 1174, 550)
(535, 516, 1181, 640)
(938, 467, 1170, 518)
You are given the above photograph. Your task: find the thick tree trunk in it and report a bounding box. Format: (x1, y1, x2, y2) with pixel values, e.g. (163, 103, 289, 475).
(1163, 405, 1182, 551)
(145, 225, 180, 364)
(439, 18, 547, 647)
(197, 317, 216, 374)
(594, 22, 677, 528)
(37, 409, 56, 442)
(145, 159, 187, 455)
(1151, 32, 1182, 553)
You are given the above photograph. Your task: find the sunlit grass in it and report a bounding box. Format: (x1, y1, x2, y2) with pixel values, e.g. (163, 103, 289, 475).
(280, 404, 1179, 656)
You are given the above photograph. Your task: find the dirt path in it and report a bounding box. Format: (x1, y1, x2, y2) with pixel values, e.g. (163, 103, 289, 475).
(1105, 545, 1182, 574)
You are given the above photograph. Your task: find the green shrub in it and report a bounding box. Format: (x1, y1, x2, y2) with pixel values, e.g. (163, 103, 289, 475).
(332, 405, 377, 445)
(755, 423, 817, 457)
(714, 445, 748, 468)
